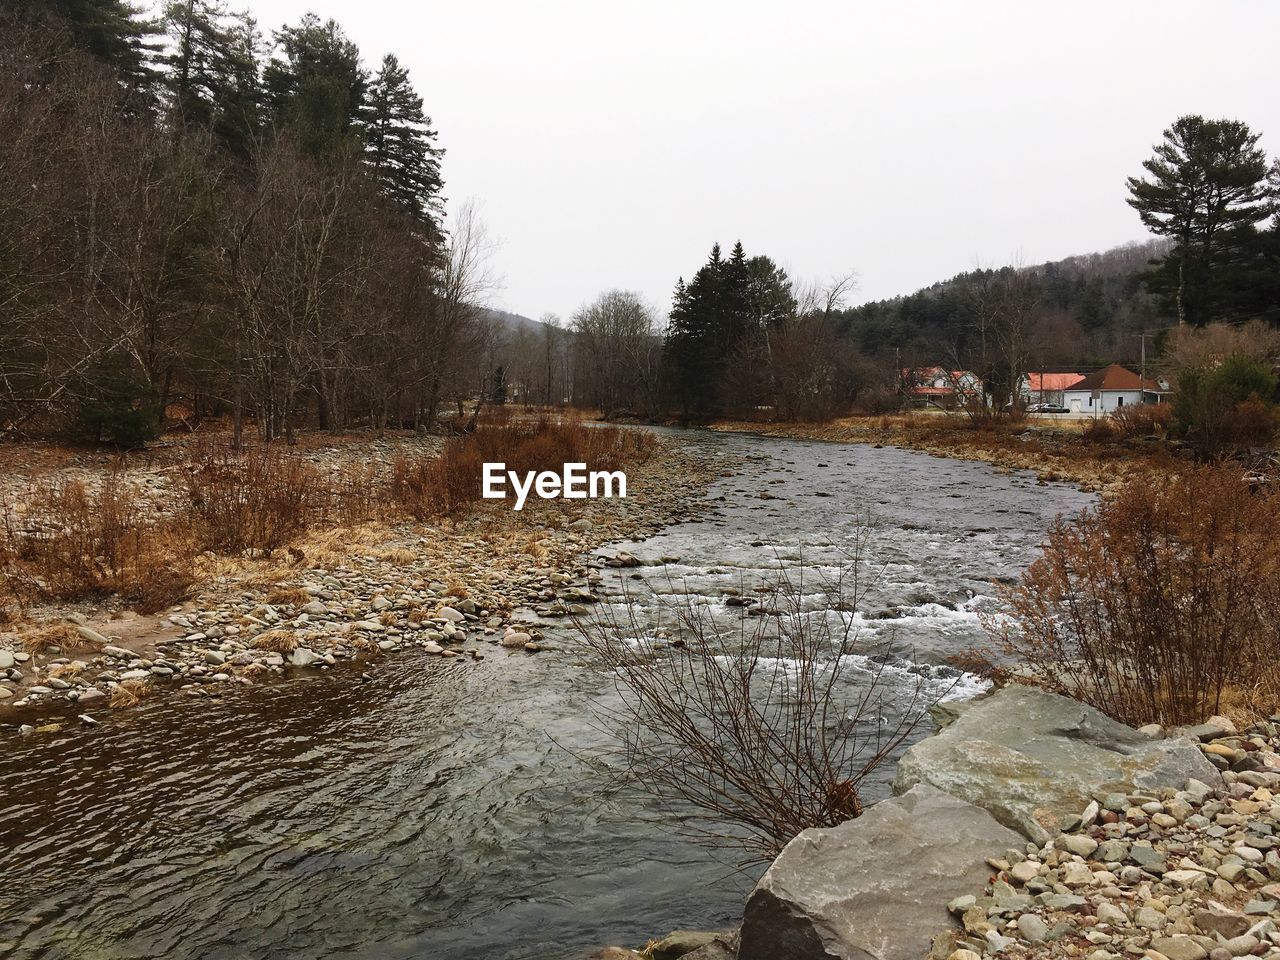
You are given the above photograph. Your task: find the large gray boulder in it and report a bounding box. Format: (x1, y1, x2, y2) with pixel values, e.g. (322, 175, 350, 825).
(737, 784, 1022, 960)
(893, 684, 1221, 844)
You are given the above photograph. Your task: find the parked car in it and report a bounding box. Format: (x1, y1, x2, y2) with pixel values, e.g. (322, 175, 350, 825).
(1027, 403, 1069, 414)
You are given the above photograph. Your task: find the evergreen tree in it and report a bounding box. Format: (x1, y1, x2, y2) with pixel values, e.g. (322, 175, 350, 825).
(263, 14, 366, 154)
(664, 242, 784, 417)
(18, 0, 163, 94)
(163, 0, 261, 154)
(212, 12, 265, 159)
(745, 255, 796, 328)
(1126, 115, 1275, 325)
(364, 53, 444, 232)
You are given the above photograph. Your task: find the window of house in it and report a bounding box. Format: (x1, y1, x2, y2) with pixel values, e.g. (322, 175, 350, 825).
(1117, 396, 1124, 407)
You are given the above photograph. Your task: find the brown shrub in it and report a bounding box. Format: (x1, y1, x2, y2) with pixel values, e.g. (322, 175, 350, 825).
(184, 448, 315, 553)
(1081, 418, 1117, 443)
(1222, 396, 1280, 452)
(992, 465, 1280, 726)
(329, 462, 383, 524)
(391, 418, 657, 519)
(1111, 403, 1173, 439)
(3, 475, 193, 612)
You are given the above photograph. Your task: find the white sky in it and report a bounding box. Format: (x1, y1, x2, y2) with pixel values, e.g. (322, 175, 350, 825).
(243, 0, 1280, 320)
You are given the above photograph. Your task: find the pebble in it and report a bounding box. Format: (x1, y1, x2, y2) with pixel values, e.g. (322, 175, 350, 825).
(939, 720, 1280, 960)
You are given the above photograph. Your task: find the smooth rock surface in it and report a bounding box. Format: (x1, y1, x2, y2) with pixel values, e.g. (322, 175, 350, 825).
(738, 784, 1022, 960)
(893, 685, 1222, 843)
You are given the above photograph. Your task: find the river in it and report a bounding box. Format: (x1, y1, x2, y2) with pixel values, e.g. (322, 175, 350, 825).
(0, 430, 1094, 960)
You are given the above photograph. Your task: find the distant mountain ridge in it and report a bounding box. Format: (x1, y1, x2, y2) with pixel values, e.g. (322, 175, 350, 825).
(836, 239, 1175, 368)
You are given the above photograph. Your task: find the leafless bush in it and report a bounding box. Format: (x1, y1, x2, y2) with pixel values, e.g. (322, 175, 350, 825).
(1111, 403, 1173, 438)
(390, 417, 658, 519)
(577, 541, 953, 862)
(184, 448, 315, 553)
(992, 466, 1280, 726)
(2, 474, 193, 613)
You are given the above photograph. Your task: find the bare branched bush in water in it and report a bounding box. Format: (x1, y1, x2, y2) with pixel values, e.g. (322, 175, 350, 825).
(992, 466, 1280, 726)
(578, 538, 952, 862)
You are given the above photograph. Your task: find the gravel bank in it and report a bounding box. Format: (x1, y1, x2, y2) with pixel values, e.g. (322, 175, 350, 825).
(1, 432, 733, 732)
(935, 714, 1280, 960)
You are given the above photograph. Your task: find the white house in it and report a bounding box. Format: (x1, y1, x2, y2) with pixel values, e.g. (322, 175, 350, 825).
(1061, 363, 1167, 415)
(1018, 372, 1085, 406)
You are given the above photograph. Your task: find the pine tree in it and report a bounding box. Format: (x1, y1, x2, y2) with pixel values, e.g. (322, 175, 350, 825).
(163, 0, 261, 153)
(1126, 115, 1275, 325)
(363, 53, 444, 232)
(263, 14, 366, 154)
(20, 0, 163, 94)
(212, 12, 264, 159)
(721, 240, 751, 350)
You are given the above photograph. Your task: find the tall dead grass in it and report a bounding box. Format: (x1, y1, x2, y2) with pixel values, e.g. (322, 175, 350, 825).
(991, 465, 1280, 726)
(391, 418, 658, 518)
(184, 448, 315, 553)
(2, 419, 659, 613)
(2, 476, 194, 613)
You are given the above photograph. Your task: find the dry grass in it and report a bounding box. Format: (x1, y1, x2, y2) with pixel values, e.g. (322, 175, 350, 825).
(22, 621, 93, 654)
(250, 629, 298, 653)
(46, 660, 87, 678)
(263, 586, 311, 608)
(0, 420, 657, 630)
(390, 418, 658, 519)
(3, 475, 194, 614)
(294, 523, 387, 568)
(109, 678, 152, 708)
(373, 547, 416, 566)
(444, 580, 468, 598)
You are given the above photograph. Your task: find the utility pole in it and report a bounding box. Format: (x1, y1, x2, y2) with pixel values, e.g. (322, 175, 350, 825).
(1139, 332, 1150, 403)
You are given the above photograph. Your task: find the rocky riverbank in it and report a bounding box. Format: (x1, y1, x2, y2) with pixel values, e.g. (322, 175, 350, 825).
(599, 687, 1280, 960)
(0, 431, 734, 732)
(931, 712, 1280, 960)
(710, 415, 1168, 495)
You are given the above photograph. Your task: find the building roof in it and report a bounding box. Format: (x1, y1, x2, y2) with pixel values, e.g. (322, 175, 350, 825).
(1026, 372, 1084, 391)
(1065, 363, 1162, 393)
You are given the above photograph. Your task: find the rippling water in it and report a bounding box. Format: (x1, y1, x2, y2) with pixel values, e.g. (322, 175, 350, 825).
(0, 431, 1094, 960)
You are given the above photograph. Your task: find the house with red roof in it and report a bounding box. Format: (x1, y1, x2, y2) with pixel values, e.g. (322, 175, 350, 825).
(1018, 372, 1085, 407)
(900, 367, 983, 409)
(1061, 364, 1170, 415)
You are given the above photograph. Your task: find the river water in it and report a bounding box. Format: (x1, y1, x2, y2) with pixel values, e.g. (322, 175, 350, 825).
(0, 431, 1094, 960)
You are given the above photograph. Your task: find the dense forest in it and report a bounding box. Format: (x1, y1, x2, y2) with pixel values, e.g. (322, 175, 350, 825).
(0, 0, 496, 445)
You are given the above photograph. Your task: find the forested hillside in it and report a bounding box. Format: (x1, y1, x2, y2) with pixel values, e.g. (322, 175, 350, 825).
(0, 0, 493, 445)
(834, 240, 1174, 370)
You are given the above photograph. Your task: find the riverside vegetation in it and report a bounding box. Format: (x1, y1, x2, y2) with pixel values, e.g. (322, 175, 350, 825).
(0, 417, 706, 721)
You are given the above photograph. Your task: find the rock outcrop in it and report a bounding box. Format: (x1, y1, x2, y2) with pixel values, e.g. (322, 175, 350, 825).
(893, 685, 1221, 843)
(737, 784, 1023, 960)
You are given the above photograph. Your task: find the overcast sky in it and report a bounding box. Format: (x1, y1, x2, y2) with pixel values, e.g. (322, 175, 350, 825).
(247, 0, 1280, 321)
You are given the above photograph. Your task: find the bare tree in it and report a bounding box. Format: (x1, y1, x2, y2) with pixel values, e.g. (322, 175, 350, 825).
(576, 537, 952, 861)
(425, 200, 500, 430)
(571, 290, 662, 418)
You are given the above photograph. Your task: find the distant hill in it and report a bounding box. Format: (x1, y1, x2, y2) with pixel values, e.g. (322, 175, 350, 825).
(482, 308, 546, 336)
(836, 239, 1174, 368)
